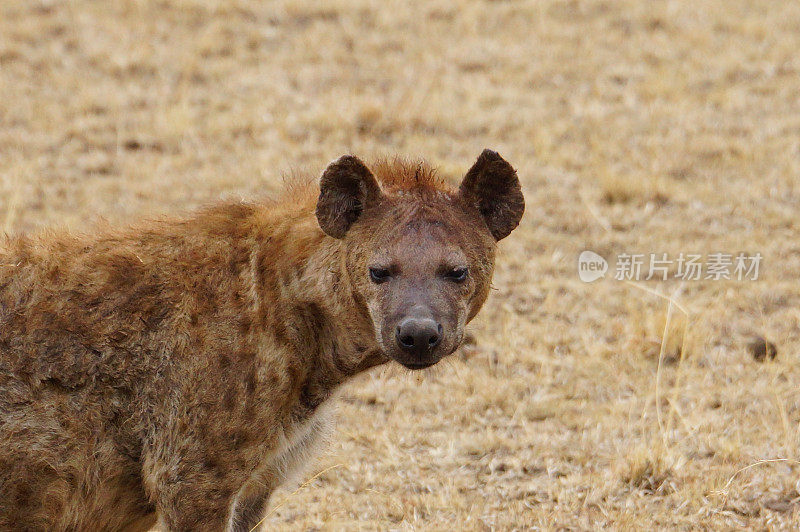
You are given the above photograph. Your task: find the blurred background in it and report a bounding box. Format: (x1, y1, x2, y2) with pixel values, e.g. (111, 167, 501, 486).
(2, 0, 800, 528)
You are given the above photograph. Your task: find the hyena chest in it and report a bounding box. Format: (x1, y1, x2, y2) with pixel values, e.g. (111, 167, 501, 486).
(229, 402, 335, 530)
(267, 400, 335, 485)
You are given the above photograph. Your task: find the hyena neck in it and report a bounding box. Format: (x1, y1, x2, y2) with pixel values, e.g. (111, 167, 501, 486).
(249, 208, 386, 399)
(299, 238, 388, 382)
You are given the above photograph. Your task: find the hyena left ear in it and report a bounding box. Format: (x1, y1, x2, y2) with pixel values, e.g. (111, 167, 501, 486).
(459, 149, 525, 241)
(316, 155, 382, 239)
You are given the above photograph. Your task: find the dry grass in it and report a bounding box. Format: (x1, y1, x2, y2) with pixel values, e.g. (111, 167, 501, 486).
(3, 0, 800, 529)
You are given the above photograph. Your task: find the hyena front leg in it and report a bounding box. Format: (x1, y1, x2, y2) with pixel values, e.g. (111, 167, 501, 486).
(146, 445, 247, 532)
(228, 487, 272, 532)
(228, 467, 279, 532)
(154, 475, 238, 532)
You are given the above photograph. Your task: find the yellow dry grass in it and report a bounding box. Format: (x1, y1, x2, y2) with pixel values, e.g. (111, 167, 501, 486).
(2, 0, 800, 529)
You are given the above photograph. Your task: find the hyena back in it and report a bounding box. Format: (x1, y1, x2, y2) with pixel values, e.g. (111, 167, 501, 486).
(0, 150, 524, 531)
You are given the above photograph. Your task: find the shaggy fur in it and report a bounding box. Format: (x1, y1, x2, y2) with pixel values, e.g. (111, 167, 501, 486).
(0, 150, 524, 531)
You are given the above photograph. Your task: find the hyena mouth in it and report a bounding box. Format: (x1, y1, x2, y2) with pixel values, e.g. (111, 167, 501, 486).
(402, 361, 438, 370)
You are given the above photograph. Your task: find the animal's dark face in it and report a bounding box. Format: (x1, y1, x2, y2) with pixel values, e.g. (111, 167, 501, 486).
(315, 150, 524, 370)
(356, 203, 495, 369)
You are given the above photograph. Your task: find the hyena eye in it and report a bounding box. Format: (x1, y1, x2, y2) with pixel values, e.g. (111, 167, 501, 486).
(369, 267, 391, 284)
(443, 267, 469, 282)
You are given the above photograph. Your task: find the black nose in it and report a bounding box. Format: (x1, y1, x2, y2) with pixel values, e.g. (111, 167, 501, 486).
(396, 318, 442, 354)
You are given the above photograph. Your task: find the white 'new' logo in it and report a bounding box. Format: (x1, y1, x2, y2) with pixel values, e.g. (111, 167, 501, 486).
(578, 250, 608, 282)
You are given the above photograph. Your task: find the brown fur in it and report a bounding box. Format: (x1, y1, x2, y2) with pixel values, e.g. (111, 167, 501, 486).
(0, 150, 523, 531)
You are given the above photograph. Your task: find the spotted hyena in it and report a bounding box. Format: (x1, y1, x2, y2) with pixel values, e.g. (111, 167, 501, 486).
(0, 149, 524, 531)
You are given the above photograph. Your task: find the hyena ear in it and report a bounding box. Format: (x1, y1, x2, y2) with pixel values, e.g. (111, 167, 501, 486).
(316, 155, 382, 239)
(458, 149, 525, 241)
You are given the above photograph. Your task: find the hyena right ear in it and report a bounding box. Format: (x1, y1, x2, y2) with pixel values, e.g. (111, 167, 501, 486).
(316, 155, 382, 239)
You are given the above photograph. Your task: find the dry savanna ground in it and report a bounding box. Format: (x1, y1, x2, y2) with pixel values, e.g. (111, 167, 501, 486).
(2, 0, 800, 529)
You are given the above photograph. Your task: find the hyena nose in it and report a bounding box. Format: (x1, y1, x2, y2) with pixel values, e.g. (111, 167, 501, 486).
(396, 318, 442, 354)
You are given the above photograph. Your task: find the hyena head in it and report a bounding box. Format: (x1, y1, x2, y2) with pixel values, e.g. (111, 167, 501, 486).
(316, 149, 524, 370)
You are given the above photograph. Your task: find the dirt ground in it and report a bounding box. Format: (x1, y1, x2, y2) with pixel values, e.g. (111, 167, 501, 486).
(2, 0, 800, 529)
